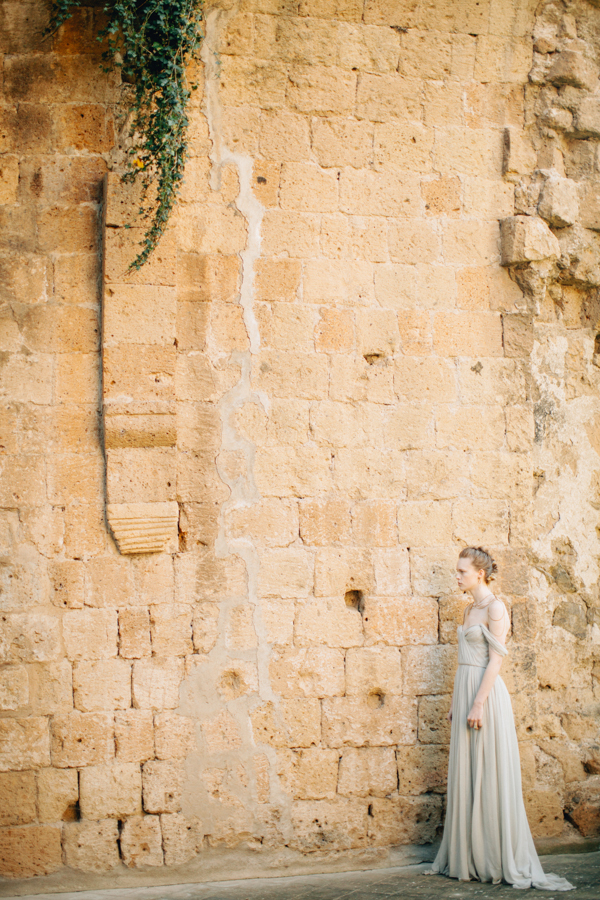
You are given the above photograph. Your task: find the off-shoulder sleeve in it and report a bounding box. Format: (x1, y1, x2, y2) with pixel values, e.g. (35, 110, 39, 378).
(481, 624, 508, 657)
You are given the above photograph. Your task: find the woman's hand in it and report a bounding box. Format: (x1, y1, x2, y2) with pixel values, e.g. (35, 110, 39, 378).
(467, 701, 484, 730)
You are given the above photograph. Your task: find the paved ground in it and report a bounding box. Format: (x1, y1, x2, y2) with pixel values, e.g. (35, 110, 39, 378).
(11, 851, 600, 900)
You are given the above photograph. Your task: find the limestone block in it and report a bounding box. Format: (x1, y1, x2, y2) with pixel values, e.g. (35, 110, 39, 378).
(385, 404, 434, 451)
(160, 813, 203, 866)
(259, 109, 311, 162)
(103, 225, 176, 287)
(289, 798, 368, 851)
(303, 258, 375, 305)
(299, 497, 351, 545)
(149, 604, 193, 657)
(443, 220, 501, 267)
(397, 500, 454, 547)
(261, 599, 295, 646)
(0, 716, 50, 771)
(269, 647, 345, 698)
(579, 180, 600, 231)
(73, 659, 132, 711)
(457, 358, 527, 406)
(309, 401, 384, 449)
(223, 605, 256, 652)
(115, 710, 154, 763)
(433, 310, 503, 357)
(120, 815, 164, 867)
(0, 154, 19, 203)
(279, 162, 338, 213)
(388, 219, 441, 265)
(254, 444, 332, 497)
(315, 308, 355, 353)
(142, 760, 184, 814)
(261, 210, 320, 258)
(253, 350, 328, 400)
(547, 51, 598, 91)
(288, 64, 355, 114)
(403, 645, 458, 696)
(106, 451, 177, 505)
(404, 452, 466, 503)
(217, 660, 258, 701)
(226, 499, 298, 548)
(0, 825, 62, 877)
(338, 747, 397, 798)
(199, 708, 242, 754)
(277, 748, 339, 800)
(314, 547, 374, 598)
(345, 647, 402, 697)
(565, 775, 600, 837)
(192, 604, 220, 654)
(452, 498, 510, 546)
(51, 712, 114, 768)
(312, 117, 373, 168)
(367, 794, 442, 846)
(418, 695, 453, 745)
(0, 612, 61, 663)
(352, 501, 397, 547)
(394, 358, 456, 403)
(154, 712, 196, 760)
(258, 547, 313, 598)
(397, 745, 448, 794)
(500, 216, 560, 266)
(322, 695, 417, 747)
(502, 127, 537, 178)
(356, 72, 422, 122)
(525, 789, 564, 837)
(561, 712, 599, 741)
(63, 819, 120, 872)
(80, 763, 142, 819)
(49, 560, 85, 609)
(0, 772, 36, 826)
(255, 302, 314, 353)
(574, 97, 600, 136)
(363, 596, 438, 646)
(37, 768, 79, 823)
(119, 608, 151, 659)
(132, 658, 184, 710)
(340, 169, 420, 218)
(251, 699, 321, 748)
(295, 597, 364, 649)
(333, 447, 405, 500)
(0, 664, 28, 711)
(536, 175, 578, 228)
(63, 608, 118, 661)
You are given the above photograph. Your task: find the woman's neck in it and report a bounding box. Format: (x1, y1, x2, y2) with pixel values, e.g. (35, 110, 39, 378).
(470, 583, 493, 606)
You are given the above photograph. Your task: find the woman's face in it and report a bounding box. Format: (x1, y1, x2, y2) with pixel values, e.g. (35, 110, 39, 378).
(456, 557, 484, 592)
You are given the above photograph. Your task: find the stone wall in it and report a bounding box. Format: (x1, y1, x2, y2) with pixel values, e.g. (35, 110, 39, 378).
(1, 0, 600, 891)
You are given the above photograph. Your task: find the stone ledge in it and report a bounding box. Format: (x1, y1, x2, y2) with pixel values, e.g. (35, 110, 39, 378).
(106, 502, 179, 555)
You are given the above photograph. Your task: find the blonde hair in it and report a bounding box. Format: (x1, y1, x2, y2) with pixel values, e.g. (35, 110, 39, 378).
(459, 546, 498, 583)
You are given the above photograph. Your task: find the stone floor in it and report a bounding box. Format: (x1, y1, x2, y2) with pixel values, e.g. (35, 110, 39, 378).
(9, 851, 600, 900)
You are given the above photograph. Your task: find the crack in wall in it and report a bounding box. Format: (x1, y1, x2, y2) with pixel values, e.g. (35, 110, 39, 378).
(179, 3, 291, 842)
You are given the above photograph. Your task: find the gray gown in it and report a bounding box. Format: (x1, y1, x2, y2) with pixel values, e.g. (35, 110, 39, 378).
(426, 623, 574, 891)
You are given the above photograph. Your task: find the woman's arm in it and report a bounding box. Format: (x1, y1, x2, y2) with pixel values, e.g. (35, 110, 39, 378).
(467, 599, 508, 730)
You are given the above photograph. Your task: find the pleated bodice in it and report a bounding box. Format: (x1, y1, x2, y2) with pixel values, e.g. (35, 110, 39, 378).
(457, 623, 508, 668)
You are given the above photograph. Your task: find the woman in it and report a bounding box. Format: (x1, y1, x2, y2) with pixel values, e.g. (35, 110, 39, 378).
(424, 547, 574, 891)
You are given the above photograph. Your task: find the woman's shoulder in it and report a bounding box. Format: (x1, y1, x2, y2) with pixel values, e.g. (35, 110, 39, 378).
(487, 596, 506, 617)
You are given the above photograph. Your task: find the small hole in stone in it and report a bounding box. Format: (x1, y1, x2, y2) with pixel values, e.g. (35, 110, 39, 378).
(368, 803, 374, 817)
(364, 352, 385, 365)
(345, 589, 364, 613)
(257, 175, 267, 184)
(595, 334, 600, 354)
(367, 690, 385, 709)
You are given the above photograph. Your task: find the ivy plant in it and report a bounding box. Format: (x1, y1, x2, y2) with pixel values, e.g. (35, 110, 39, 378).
(47, 0, 205, 269)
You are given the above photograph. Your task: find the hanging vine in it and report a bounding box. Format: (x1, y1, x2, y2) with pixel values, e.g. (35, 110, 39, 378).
(47, 0, 205, 269)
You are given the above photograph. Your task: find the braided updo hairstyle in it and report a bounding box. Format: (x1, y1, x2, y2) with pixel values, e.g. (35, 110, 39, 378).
(459, 547, 498, 584)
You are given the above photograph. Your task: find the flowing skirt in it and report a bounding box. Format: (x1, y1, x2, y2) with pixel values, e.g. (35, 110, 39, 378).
(425, 664, 574, 890)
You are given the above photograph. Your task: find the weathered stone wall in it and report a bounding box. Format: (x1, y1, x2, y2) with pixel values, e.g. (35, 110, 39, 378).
(1, 0, 600, 891)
